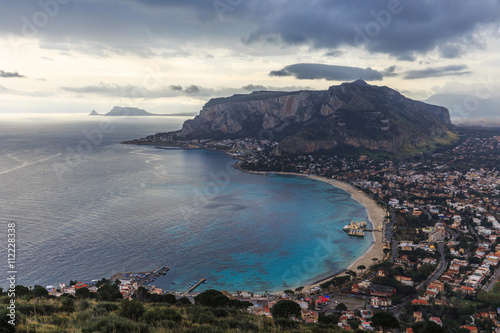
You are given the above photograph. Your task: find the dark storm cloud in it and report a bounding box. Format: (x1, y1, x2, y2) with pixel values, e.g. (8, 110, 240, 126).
(0, 70, 25, 78)
(403, 65, 470, 79)
(0, 1, 498, 59)
(269, 64, 383, 81)
(245, 0, 500, 59)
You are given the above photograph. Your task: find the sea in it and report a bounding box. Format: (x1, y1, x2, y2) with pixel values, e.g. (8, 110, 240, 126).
(0, 114, 373, 293)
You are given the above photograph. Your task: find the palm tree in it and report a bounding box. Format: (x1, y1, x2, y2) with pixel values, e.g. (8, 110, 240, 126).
(357, 265, 366, 277)
(345, 270, 357, 281)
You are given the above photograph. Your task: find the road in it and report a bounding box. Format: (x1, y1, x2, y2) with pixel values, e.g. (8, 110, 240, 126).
(387, 207, 398, 262)
(393, 242, 447, 319)
(483, 267, 500, 292)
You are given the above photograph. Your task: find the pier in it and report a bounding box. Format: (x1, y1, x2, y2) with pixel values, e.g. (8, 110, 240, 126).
(343, 220, 382, 237)
(111, 266, 169, 287)
(186, 278, 206, 293)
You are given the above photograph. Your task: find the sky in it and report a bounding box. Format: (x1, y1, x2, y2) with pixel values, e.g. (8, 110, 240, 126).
(1, 0, 500, 115)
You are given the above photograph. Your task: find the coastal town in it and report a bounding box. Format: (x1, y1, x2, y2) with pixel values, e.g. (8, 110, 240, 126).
(14, 126, 499, 332)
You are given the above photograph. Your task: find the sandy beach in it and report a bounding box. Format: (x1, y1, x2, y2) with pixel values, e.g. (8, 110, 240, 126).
(301, 175, 387, 292)
(245, 170, 387, 293)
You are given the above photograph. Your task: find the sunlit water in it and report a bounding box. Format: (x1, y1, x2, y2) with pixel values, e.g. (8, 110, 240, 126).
(0, 114, 372, 293)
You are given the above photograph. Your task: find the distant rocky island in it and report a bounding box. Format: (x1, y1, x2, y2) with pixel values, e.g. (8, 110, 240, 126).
(90, 106, 196, 117)
(128, 80, 455, 156)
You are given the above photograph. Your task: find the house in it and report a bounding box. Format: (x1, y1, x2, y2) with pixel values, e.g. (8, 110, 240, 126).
(351, 283, 366, 294)
(360, 310, 373, 320)
(429, 229, 445, 243)
(377, 269, 387, 277)
(423, 258, 438, 266)
(412, 299, 429, 306)
(414, 312, 423, 322)
(342, 311, 356, 319)
(396, 276, 414, 286)
(362, 322, 373, 331)
(302, 310, 319, 323)
(429, 281, 445, 293)
(423, 289, 438, 300)
(371, 297, 392, 308)
(460, 326, 478, 333)
(430, 317, 443, 327)
(74, 282, 89, 290)
(459, 286, 476, 296)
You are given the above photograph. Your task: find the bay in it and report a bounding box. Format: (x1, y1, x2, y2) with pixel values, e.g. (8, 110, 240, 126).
(0, 114, 372, 293)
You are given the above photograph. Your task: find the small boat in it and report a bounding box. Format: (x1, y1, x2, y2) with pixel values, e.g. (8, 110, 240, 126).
(171, 282, 176, 284)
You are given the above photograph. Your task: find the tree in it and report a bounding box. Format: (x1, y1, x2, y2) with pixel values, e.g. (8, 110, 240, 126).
(294, 286, 304, 293)
(119, 299, 145, 321)
(372, 258, 379, 265)
(175, 297, 192, 306)
(194, 289, 229, 307)
(15, 285, 30, 297)
(32, 285, 48, 298)
(228, 299, 253, 309)
(283, 289, 295, 296)
(412, 320, 445, 333)
(335, 303, 347, 311)
(346, 270, 357, 281)
(318, 313, 340, 325)
(132, 286, 148, 302)
(357, 265, 366, 276)
(372, 312, 400, 332)
(271, 300, 302, 319)
(75, 287, 91, 298)
(61, 298, 75, 312)
(97, 284, 122, 301)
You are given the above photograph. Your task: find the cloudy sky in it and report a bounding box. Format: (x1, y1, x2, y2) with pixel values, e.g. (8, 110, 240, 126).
(1, 0, 500, 114)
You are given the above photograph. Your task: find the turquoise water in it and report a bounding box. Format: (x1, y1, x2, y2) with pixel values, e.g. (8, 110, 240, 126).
(0, 114, 372, 293)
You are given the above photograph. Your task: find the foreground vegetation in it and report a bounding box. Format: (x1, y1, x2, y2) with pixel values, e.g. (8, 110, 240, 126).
(0, 287, 350, 333)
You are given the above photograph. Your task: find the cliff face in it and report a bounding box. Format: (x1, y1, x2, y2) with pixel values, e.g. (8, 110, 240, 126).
(179, 80, 452, 154)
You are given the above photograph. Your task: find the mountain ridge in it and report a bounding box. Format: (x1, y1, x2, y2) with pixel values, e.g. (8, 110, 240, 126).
(171, 80, 454, 155)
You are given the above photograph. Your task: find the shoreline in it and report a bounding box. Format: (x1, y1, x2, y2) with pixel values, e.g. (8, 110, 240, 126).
(127, 143, 388, 294)
(242, 170, 387, 293)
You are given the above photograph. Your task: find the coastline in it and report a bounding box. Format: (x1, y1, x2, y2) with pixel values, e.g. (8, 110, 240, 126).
(125, 142, 388, 293)
(242, 170, 387, 293)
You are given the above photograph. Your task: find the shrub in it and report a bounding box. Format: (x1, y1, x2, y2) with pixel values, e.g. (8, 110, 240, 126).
(141, 307, 182, 323)
(61, 298, 75, 312)
(93, 302, 119, 315)
(274, 317, 300, 329)
(82, 315, 149, 333)
(119, 299, 145, 321)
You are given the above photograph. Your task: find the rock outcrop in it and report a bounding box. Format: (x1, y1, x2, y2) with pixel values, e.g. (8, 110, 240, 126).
(177, 80, 453, 154)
